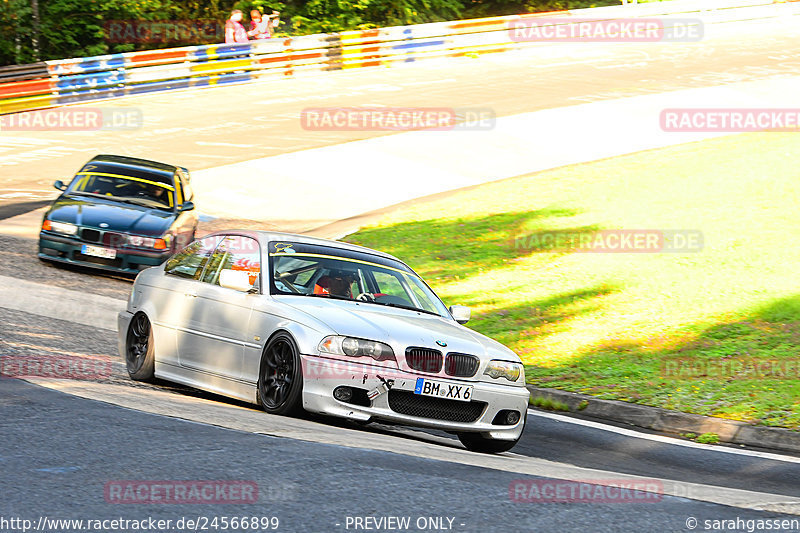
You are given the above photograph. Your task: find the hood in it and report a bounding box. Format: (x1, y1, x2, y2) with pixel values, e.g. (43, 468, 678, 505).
(47, 195, 175, 236)
(277, 296, 519, 362)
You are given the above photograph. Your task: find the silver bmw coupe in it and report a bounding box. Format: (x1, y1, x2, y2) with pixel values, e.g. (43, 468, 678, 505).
(118, 231, 530, 453)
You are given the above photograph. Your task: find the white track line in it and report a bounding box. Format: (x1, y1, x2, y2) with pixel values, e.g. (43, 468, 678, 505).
(528, 409, 800, 464)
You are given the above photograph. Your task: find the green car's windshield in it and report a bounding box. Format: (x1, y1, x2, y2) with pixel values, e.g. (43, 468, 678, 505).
(68, 172, 175, 210)
(269, 241, 450, 318)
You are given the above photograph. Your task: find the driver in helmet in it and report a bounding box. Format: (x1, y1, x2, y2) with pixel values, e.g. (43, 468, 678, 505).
(313, 269, 357, 298)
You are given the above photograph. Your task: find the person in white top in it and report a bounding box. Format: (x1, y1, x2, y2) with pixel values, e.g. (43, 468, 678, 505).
(249, 9, 281, 39)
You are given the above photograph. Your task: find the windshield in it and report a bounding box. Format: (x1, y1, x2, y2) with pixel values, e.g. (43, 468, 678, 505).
(269, 241, 450, 318)
(67, 171, 175, 209)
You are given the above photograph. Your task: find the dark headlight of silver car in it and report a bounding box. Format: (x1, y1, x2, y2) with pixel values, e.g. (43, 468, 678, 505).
(318, 335, 395, 362)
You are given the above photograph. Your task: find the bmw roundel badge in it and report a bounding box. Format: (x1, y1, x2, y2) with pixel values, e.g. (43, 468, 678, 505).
(436, 340, 447, 347)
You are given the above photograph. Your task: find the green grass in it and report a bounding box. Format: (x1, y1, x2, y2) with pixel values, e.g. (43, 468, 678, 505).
(344, 132, 800, 429)
(530, 396, 571, 412)
(696, 433, 721, 445)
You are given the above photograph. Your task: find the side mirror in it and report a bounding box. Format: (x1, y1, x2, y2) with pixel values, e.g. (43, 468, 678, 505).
(449, 305, 471, 324)
(219, 269, 256, 293)
(54, 180, 67, 191)
(178, 201, 195, 212)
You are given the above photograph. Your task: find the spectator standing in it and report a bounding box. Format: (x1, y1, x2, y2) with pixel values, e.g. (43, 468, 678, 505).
(249, 9, 271, 39)
(225, 10, 249, 44)
(267, 10, 281, 37)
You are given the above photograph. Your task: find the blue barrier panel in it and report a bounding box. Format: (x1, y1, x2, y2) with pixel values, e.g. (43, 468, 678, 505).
(55, 87, 126, 104)
(392, 39, 447, 50)
(55, 71, 124, 91)
(49, 54, 126, 75)
(401, 28, 414, 62)
(124, 78, 192, 95)
(192, 43, 252, 61)
(190, 71, 252, 88)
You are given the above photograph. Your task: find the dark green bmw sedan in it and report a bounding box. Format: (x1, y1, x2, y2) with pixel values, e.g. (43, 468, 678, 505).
(38, 154, 199, 276)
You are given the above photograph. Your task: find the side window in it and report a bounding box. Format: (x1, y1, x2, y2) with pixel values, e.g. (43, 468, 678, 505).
(201, 236, 261, 287)
(164, 236, 218, 280)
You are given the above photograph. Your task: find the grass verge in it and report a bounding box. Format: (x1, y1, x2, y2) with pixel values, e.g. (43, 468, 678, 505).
(344, 132, 800, 429)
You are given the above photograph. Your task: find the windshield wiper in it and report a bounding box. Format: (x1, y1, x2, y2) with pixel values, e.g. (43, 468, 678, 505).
(116, 198, 156, 208)
(67, 193, 153, 208)
(305, 293, 355, 302)
(363, 299, 441, 317)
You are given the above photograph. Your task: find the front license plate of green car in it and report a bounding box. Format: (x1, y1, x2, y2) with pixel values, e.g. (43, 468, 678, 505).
(81, 244, 117, 259)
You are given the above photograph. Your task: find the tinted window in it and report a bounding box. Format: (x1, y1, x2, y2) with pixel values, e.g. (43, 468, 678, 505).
(68, 172, 175, 209)
(164, 236, 218, 279)
(201, 236, 261, 287)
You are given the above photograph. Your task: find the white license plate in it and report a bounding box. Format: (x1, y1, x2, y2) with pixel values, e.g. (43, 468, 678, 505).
(81, 244, 116, 259)
(414, 378, 473, 402)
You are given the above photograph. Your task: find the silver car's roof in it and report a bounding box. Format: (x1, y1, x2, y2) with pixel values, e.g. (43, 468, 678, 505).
(203, 229, 405, 264)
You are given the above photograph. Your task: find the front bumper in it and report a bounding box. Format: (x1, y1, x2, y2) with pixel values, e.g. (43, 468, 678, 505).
(300, 354, 530, 440)
(39, 232, 170, 275)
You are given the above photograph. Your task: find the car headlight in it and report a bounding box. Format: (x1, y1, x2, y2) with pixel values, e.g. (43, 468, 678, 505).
(42, 220, 78, 235)
(318, 335, 395, 362)
(126, 235, 169, 250)
(483, 360, 523, 382)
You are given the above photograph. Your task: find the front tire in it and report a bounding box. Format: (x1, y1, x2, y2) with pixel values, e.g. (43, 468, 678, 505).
(126, 312, 155, 381)
(457, 432, 521, 453)
(458, 411, 526, 453)
(257, 333, 303, 416)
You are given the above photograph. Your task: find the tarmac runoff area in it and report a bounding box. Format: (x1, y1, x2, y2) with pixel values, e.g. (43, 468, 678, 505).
(184, 74, 800, 232)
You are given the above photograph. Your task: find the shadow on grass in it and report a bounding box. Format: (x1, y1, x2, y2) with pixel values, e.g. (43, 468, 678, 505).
(345, 208, 600, 282)
(525, 295, 800, 428)
(468, 285, 619, 349)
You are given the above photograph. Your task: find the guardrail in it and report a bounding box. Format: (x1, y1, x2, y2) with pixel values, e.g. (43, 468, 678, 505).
(0, 0, 794, 115)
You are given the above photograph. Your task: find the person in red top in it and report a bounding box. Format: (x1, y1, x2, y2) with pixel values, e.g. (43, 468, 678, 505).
(224, 10, 250, 44)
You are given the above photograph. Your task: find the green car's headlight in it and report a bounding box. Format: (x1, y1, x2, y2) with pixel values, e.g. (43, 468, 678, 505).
(43, 220, 78, 235)
(318, 336, 395, 362)
(483, 360, 523, 382)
